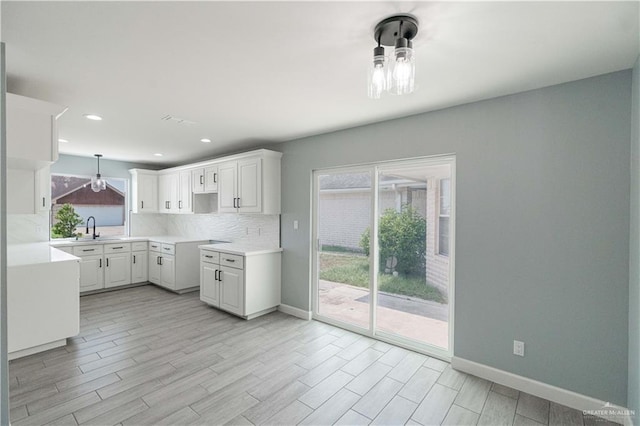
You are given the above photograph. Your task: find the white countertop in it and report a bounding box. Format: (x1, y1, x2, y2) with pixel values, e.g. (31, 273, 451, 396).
(50, 236, 209, 247)
(199, 242, 283, 256)
(9, 243, 80, 267)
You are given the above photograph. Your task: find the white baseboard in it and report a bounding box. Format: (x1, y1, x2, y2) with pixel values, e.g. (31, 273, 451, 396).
(278, 304, 312, 321)
(452, 357, 635, 426)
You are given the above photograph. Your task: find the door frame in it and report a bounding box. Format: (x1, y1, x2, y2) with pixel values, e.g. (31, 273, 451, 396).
(310, 155, 456, 361)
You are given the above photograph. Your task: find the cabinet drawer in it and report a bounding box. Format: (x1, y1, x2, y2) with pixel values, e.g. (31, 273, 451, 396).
(131, 241, 148, 251)
(220, 253, 244, 269)
(104, 243, 131, 253)
(161, 244, 175, 255)
(149, 242, 162, 252)
(73, 245, 104, 256)
(201, 251, 220, 264)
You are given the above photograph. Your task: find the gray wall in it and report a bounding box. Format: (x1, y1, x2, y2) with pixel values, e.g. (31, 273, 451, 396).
(275, 71, 631, 406)
(51, 154, 159, 179)
(629, 55, 639, 420)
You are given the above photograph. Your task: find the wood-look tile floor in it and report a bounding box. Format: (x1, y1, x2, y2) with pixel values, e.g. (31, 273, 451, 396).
(8, 285, 613, 426)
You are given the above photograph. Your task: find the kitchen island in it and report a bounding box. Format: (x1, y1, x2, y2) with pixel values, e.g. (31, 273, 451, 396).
(8, 243, 80, 359)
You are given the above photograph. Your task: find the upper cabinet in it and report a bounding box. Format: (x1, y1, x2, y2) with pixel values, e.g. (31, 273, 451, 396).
(218, 151, 281, 214)
(192, 165, 218, 194)
(130, 149, 281, 215)
(7, 93, 67, 170)
(130, 169, 158, 214)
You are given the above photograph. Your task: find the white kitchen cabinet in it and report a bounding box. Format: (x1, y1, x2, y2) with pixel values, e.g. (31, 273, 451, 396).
(104, 243, 132, 289)
(35, 166, 51, 212)
(131, 242, 148, 284)
(178, 170, 192, 213)
(158, 172, 191, 214)
(218, 153, 280, 214)
(130, 169, 158, 213)
(200, 249, 281, 319)
(7, 165, 51, 214)
(104, 252, 131, 288)
(7, 93, 67, 169)
(149, 241, 205, 292)
(193, 165, 219, 194)
(159, 173, 179, 213)
(78, 254, 104, 292)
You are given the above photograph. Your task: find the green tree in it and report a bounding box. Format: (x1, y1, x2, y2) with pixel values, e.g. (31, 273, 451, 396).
(360, 205, 426, 276)
(52, 204, 83, 238)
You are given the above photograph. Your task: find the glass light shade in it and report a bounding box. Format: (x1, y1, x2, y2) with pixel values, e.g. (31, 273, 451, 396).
(91, 175, 107, 192)
(389, 46, 415, 95)
(367, 51, 388, 99)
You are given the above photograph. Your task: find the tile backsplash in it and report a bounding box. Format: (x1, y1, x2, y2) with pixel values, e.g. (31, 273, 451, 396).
(8, 212, 50, 243)
(130, 213, 280, 246)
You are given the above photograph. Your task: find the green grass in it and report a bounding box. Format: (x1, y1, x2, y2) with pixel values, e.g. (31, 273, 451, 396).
(319, 252, 447, 304)
(321, 244, 364, 254)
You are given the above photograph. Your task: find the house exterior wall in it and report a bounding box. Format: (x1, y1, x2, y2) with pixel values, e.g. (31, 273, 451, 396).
(318, 185, 449, 293)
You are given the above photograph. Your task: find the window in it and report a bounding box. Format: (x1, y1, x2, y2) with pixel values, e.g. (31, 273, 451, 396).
(50, 174, 128, 239)
(438, 178, 451, 256)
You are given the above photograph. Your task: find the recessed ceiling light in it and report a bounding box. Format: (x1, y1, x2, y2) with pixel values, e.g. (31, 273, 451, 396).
(84, 114, 103, 121)
(200, 138, 211, 143)
(154, 153, 163, 157)
(58, 138, 69, 143)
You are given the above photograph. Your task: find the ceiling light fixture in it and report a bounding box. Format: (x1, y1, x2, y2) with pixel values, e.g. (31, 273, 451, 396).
(84, 114, 103, 121)
(91, 154, 107, 192)
(368, 14, 419, 99)
(58, 138, 68, 143)
(200, 138, 211, 143)
(154, 153, 163, 157)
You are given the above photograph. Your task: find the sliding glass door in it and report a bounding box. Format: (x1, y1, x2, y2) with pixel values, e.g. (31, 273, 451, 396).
(312, 157, 455, 358)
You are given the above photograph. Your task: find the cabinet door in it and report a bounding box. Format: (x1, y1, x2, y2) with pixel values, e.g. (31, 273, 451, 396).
(131, 251, 148, 284)
(139, 173, 158, 213)
(204, 165, 218, 192)
(161, 255, 176, 289)
(158, 174, 171, 213)
(220, 266, 244, 316)
(35, 166, 50, 212)
(79, 255, 104, 292)
(192, 168, 205, 193)
(169, 173, 180, 213)
(148, 252, 162, 284)
(178, 170, 192, 213)
(237, 157, 261, 213)
(218, 161, 238, 213)
(200, 262, 220, 307)
(105, 253, 132, 288)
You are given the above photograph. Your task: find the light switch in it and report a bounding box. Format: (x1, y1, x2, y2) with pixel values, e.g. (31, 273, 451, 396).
(293, 220, 299, 230)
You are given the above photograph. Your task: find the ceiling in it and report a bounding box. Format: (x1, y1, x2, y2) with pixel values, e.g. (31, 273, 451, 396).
(3, 1, 638, 166)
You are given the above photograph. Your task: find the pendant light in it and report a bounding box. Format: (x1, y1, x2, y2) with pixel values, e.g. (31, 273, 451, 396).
(91, 154, 107, 192)
(368, 14, 418, 98)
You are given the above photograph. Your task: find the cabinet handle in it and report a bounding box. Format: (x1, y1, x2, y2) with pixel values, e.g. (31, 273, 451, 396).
(133, 255, 136, 264)
(141, 201, 144, 209)
(233, 198, 237, 208)
(42, 197, 45, 207)
(179, 200, 182, 209)
(112, 246, 124, 249)
(99, 259, 102, 268)
(204, 255, 213, 258)
(215, 269, 219, 281)
(164, 247, 171, 251)
(218, 270, 223, 282)
(157, 256, 160, 265)
(200, 175, 204, 185)
(106, 258, 109, 267)
(213, 173, 217, 183)
(237, 198, 240, 208)
(168, 201, 171, 210)
(225, 258, 235, 263)
(82, 248, 95, 252)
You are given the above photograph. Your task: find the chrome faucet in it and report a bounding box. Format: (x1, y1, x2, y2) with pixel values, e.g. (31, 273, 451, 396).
(86, 216, 100, 240)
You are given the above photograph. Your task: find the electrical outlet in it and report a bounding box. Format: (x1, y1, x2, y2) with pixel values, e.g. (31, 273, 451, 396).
(35, 225, 42, 234)
(293, 220, 299, 230)
(513, 340, 525, 357)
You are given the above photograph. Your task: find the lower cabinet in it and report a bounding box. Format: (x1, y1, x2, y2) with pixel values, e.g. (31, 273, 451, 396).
(79, 254, 104, 292)
(200, 249, 281, 319)
(131, 250, 148, 284)
(104, 252, 131, 289)
(148, 241, 206, 292)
